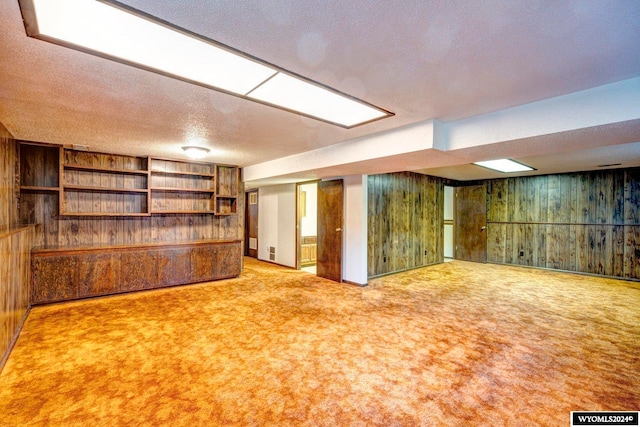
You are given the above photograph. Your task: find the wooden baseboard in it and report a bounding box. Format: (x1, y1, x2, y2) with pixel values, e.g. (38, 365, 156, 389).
(367, 261, 445, 280)
(486, 261, 640, 285)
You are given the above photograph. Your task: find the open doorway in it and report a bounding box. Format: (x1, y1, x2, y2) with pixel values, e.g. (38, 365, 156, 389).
(444, 186, 454, 261)
(297, 182, 318, 273)
(245, 189, 258, 258)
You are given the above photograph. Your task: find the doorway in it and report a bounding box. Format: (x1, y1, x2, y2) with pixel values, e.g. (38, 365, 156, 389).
(245, 190, 258, 258)
(454, 184, 487, 263)
(443, 185, 454, 261)
(297, 182, 318, 274)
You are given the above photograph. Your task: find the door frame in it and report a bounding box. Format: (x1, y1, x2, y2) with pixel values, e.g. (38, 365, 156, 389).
(295, 180, 319, 270)
(244, 189, 258, 258)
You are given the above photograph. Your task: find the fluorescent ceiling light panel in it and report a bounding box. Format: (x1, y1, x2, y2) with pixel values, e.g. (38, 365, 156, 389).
(247, 73, 389, 127)
(473, 159, 534, 173)
(19, 0, 393, 128)
(22, 0, 276, 95)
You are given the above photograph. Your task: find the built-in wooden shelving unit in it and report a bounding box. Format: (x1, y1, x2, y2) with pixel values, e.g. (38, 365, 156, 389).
(19, 142, 61, 193)
(62, 149, 149, 216)
(17, 141, 244, 305)
(214, 164, 239, 215)
(149, 158, 216, 214)
(18, 142, 240, 217)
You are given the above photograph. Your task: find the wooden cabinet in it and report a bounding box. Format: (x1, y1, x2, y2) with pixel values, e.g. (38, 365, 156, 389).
(156, 246, 193, 287)
(31, 254, 78, 303)
(191, 242, 244, 281)
(31, 240, 242, 305)
(76, 252, 121, 298)
(190, 244, 221, 283)
(300, 236, 317, 266)
(120, 249, 157, 292)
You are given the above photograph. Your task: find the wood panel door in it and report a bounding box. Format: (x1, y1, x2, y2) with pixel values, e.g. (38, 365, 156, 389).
(317, 179, 343, 282)
(245, 190, 258, 258)
(455, 185, 487, 263)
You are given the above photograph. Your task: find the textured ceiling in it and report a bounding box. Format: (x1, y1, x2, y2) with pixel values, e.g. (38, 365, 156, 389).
(1, 0, 639, 183)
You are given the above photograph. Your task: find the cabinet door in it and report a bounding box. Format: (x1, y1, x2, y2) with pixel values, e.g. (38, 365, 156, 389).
(121, 249, 158, 291)
(300, 245, 310, 263)
(191, 243, 242, 281)
(217, 242, 242, 277)
(32, 255, 77, 304)
(157, 248, 192, 286)
(190, 245, 219, 283)
(76, 252, 120, 298)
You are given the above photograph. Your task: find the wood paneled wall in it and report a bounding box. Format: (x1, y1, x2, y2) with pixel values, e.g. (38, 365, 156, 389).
(368, 172, 444, 277)
(26, 213, 245, 248)
(0, 122, 18, 228)
(0, 226, 36, 371)
(486, 169, 640, 279)
(0, 122, 34, 371)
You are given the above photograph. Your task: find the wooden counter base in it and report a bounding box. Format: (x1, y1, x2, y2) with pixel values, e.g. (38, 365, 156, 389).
(31, 240, 242, 305)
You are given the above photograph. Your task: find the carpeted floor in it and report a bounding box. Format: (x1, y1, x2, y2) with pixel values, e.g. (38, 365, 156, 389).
(1, 258, 638, 426)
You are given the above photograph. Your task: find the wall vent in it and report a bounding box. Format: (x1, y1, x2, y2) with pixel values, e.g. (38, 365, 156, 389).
(269, 246, 275, 261)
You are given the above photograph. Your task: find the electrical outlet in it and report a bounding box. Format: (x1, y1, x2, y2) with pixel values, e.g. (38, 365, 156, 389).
(519, 250, 524, 257)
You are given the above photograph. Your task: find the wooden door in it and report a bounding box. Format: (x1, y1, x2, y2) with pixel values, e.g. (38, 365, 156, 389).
(317, 179, 343, 282)
(245, 190, 258, 258)
(455, 185, 487, 263)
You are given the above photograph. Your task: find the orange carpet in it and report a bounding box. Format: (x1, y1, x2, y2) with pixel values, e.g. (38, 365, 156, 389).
(1, 258, 638, 426)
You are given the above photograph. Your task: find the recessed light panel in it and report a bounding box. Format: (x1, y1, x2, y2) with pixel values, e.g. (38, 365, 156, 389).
(247, 73, 389, 127)
(21, 0, 276, 95)
(473, 159, 534, 173)
(18, 0, 393, 128)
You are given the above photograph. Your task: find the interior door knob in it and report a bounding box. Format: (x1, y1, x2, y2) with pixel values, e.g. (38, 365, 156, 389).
(336, 228, 342, 232)
(481, 226, 486, 231)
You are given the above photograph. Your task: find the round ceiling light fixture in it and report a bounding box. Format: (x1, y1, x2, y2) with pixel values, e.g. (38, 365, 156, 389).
(182, 146, 211, 159)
